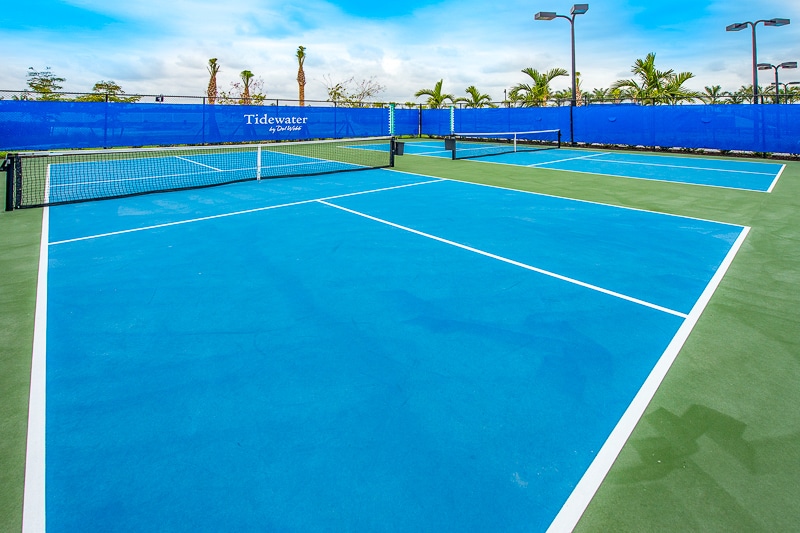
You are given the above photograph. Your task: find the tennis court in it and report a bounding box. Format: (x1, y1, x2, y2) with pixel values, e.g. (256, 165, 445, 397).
(400, 138, 784, 192)
(24, 156, 749, 531)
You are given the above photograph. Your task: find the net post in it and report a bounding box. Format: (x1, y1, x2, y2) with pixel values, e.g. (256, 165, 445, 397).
(513, 133, 518, 153)
(3, 155, 14, 211)
(256, 145, 262, 181)
(389, 137, 396, 167)
(444, 135, 456, 160)
(557, 129, 562, 148)
(14, 156, 22, 209)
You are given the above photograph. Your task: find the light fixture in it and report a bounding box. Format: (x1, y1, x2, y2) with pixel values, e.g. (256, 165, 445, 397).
(571, 4, 589, 15)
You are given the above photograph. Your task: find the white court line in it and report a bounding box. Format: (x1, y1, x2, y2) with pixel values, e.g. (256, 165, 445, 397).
(318, 200, 688, 318)
(767, 164, 786, 193)
(387, 168, 750, 226)
(174, 156, 223, 171)
(22, 207, 49, 533)
(463, 158, 776, 193)
(49, 179, 445, 246)
(526, 152, 610, 167)
(583, 157, 777, 175)
(546, 225, 750, 533)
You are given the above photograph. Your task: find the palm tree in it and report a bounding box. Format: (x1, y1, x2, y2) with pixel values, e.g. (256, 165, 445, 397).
(701, 85, 730, 104)
(726, 86, 750, 104)
(456, 86, 495, 108)
(785, 85, 800, 104)
(240, 70, 254, 105)
(586, 87, 608, 104)
(551, 88, 572, 106)
(662, 72, 699, 104)
(574, 72, 584, 106)
(296, 46, 307, 106)
(611, 52, 696, 105)
(207, 58, 220, 104)
(509, 67, 568, 107)
(414, 79, 455, 109)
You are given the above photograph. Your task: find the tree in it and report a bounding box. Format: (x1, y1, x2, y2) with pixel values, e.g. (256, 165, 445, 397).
(207, 58, 220, 104)
(611, 53, 696, 105)
(508, 67, 567, 107)
(456, 86, 495, 108)
(662, 72, 699, 104)
(586, 87, 609, 104)
(701, 85, 730, 105)
(784, 85, 800, 104)
(296, 46, 307, 106)
(218, 73, 267, 105)
(554, 72, 585, 106)
(551, 88, 572, 105)
(324, 75, 386, 107)
(240, 70, 254, 105)
(75, 81, 141, 103)
(25, 67, 65, 100)
(414, 79, 455, 109)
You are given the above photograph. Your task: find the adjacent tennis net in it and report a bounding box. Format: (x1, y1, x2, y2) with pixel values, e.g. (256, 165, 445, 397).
(4, 136, 395, 209)
(447, 129, 561, 160)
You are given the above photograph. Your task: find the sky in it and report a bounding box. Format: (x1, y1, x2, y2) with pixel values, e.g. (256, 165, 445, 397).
(3, 0, 800, 103)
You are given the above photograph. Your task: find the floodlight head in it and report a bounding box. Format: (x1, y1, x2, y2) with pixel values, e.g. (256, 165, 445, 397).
(788, 81, 800, 86)
(765, 18, 790, 27)
(535, 11, 557, 20)
(780, 61, 798, 69)
(757, 63, 774, 70)
(726, 22, 747, 31)
(571, 4, 589, 15)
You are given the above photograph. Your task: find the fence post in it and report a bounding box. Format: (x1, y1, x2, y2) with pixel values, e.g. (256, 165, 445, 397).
(103, 93, 109, 148)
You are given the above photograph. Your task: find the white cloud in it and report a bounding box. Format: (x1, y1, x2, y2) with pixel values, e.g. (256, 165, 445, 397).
(3, 0, 800, 102)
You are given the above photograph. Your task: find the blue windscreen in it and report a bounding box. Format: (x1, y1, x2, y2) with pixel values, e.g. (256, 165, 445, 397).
(2, 100, 799, 154)
(0, 101, 393, 150)
(574, 104, 800, 153)
(393, 108, 421, 136)
(455, 107, 570, 135)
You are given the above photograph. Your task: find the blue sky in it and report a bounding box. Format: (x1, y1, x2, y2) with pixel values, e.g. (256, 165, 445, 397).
(4, 0, 800, 102)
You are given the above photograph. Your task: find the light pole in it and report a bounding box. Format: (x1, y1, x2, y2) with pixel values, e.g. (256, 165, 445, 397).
(535, 4, 588, 145)
(758, 61, 797, 103)
(726, 18, 790, 104)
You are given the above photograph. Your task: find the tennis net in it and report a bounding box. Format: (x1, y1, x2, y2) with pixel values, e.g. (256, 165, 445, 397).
(4, 136, 395, 209)
(447, 129, 561, 160)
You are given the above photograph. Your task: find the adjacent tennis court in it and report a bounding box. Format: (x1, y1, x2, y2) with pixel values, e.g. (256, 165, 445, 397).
(399, 138, 785, 192)
(26, 162, 748, 531)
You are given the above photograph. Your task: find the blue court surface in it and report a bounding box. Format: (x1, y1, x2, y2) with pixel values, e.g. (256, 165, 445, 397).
(400, 139, 784, 192)
(31, 168, 748, 531)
